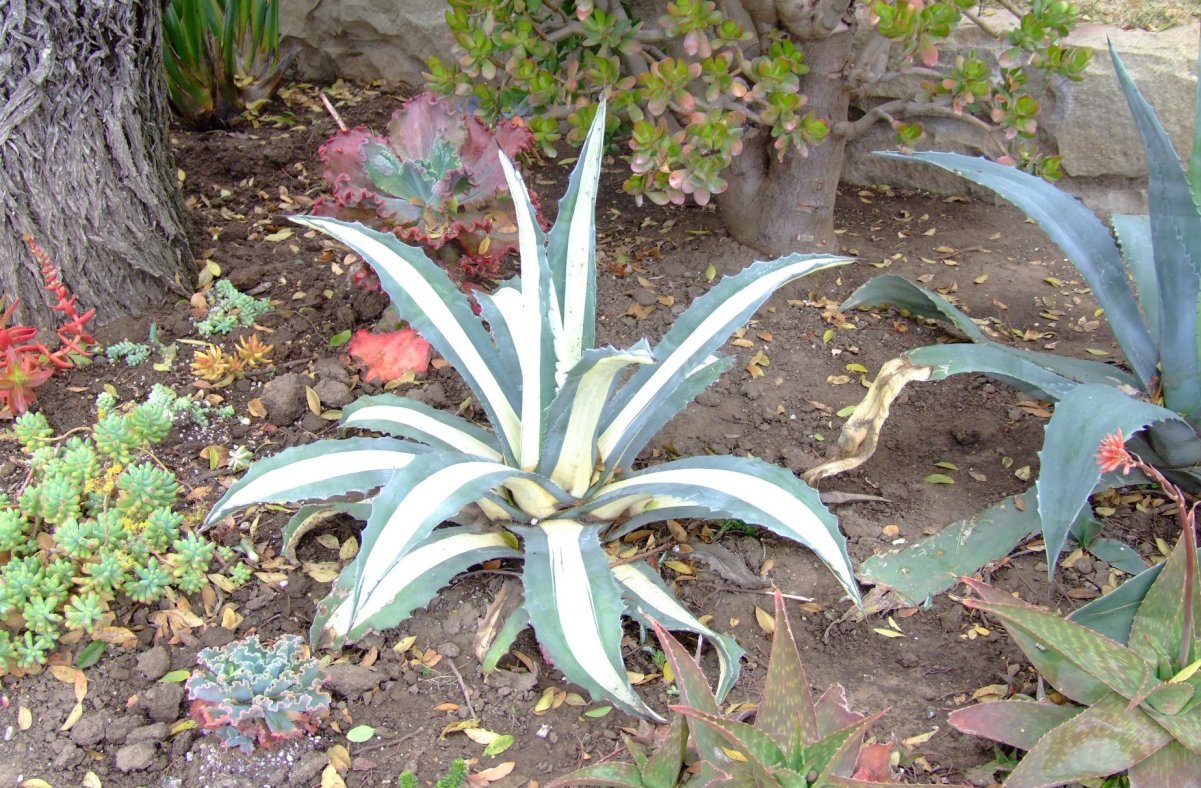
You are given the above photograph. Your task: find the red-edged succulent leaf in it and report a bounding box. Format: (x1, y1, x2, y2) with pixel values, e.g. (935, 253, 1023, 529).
(669, 707, 780, 781)
(850, 741, 896, 782)
(0, 347, 56, 416)
(960, 576, 1127, 705)
(649, 619, 730, 768)
(814, 684, 867, 738)
(1127, 512, 1201, 672)
(1004, 692, 1172, 788)
(542, 761, 650, 788)
(806, 710, 888, 782)
(948, 699, 1083, 751)
(347, 328, 432, 382)
(755, 589, 819, 751)
(640, 713, 688, 788)
(317, 127, 378, 209)
(1128, 740, 1201, 787)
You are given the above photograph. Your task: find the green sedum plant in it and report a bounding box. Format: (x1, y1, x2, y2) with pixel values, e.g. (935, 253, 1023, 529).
(948, 432, 1201, 784)
(806, 38, 1201, 602)
(313, 91, 536, 288)
(195, 279, 273, 337)
(163, 0, 296, 128)
(205, 104, 859, 717)
(550, 590, 948, 786)
(0, 396, 244, 672)
(186, 634, 331, 752)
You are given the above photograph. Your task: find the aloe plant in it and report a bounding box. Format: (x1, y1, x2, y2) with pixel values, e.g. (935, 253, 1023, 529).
(312, 92, 536, 287)
(949, 433, 1201, 784)
(806, 39, 1201, 602)
(204, 104, 859, 718)
(162, 0, 296, 128)
(550, 590, 951, 786)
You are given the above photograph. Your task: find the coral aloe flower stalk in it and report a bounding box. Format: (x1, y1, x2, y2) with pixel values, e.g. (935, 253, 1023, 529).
(1096, 428, 1137, 475)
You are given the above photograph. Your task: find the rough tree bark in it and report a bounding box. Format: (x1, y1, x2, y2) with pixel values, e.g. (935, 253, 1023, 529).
(0, 0, 192, 329)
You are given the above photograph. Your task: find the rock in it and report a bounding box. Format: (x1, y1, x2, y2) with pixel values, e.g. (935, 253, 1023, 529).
(322, 663, 384, 698)
(135, 645, 171, 680)
(281, 0, 449, 86)
(290, 750, 329, 785)
(106, 714, 146, 744)
(126, 721, 170, 744)
(200, 626, 237, 649)
(301, 412, 328, 432)
(313, 356, 351, 384)
(261, 372, 312, 426)
(114, 740, 158, 772)
(313, 378, 353, 408)
(70, 714, 107, 746)
(631, 287, 656, 306)
(52, 741, 81, 770)
(143, 682, 185, 723)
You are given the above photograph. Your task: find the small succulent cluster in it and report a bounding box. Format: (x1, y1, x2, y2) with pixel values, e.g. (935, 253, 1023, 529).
(118, 384, 235, 430)
(186, 634, 331, 752)
(0, 395, 250, 672)
(105, 340, 152, 367)
(195, 279, 272, 337)
(398, 759, 467, 788)
(190, 333, 274, 386)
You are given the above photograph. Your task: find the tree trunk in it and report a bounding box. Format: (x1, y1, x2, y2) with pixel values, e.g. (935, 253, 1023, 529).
(0, 0, 191, 329)
(714, 28, 852, 256)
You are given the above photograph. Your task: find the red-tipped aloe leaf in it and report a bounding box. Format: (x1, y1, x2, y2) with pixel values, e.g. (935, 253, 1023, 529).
(755, 590, 818, 749)
(1128, 740, 1201, 787)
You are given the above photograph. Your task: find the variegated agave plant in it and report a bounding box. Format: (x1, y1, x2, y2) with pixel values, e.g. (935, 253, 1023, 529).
(204, 104, 859, 718)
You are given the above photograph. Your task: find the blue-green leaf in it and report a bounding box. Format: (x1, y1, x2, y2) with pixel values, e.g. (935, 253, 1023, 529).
(582, 455, 858, 605)
(1111, 42, 1201, 421)
(873, 151, 1157, 390)
(206, 437, 427, 524)
(1113, 213, 1159, 344)
(341, 394, 502, 460)
(1036, 384, 1185, 576)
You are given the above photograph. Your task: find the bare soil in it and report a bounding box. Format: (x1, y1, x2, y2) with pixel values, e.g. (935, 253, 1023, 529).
(0, 84, 1172, 787)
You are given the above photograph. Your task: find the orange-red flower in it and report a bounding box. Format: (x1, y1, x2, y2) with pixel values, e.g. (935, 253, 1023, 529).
(1096, 429, 1136, 475)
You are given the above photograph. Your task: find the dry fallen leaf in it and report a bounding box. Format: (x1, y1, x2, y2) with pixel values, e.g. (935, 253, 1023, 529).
(18, 706, 32, 730)
(754, 605, 775, 635)
(61, 701, 84, 731)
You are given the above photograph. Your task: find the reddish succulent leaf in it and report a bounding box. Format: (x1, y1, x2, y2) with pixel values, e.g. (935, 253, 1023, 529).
(814, 685, 866, 739)
(1128, 740, 1201, 787)
(347, 328, 431, 382)
(756, 589, 819, 748)
(851, 741, 896, 782)
(948, 699, 1082, 752)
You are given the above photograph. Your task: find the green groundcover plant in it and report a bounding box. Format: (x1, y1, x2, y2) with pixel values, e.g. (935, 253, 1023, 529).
(805, 37, 1201, 602)
(205, 104, 859, 717)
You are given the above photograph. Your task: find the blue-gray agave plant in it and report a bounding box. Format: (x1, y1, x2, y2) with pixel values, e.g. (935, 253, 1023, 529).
(806, 40, 1201, 602)
(205, 105, 859, 718)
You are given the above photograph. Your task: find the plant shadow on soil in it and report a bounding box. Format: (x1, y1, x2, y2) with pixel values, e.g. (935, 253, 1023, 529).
(0, 84, 1177, 787)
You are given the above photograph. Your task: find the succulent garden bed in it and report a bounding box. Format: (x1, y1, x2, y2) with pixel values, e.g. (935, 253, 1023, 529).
(0, 83, 1180, 787)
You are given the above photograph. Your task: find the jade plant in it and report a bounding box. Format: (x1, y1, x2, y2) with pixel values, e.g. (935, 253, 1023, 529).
(948, 431, 1201, 784)
(550, 590, 947, 786)
(806, 39, 1201, 602)
(0, 394, 244, 672)
(313, 91, 536, 288)
(205, 104, 859, 717)
(186, 634, 331, 752)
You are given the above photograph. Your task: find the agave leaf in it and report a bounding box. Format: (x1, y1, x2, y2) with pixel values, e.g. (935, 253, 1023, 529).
(1128, 739, 1201, 787)
(614, 561, 744, 701)
(281, 503, 370, 561)
(480, 602, 530, 673)
(206, 437, 428, 524)
(756, 590, 818, 748)
(948, 699, 1083, 751)
(474, 284, 521, 380)
(670, 707, 781, 781)
(964, 594, 1158, 703)
(313, 527, 517, 646)
(498, 152, 557, 469)
(842, 274, 1139, 391)
(1114, 213, 1159, 343)
(1004, 693, 1172, 788)
(540, 344, 655, 497)
(873, 152, 1157, 389)
(1036, 384, 1185, 575)
(582, 455, 857, 604)
(340, 394, 502, 460)
(598, 253, 850, 476)
(1111, 42, 1201, 421)
(546, 102, 606, 376)
(517, 520, 659, 719)
(290, 216, 521, 458)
